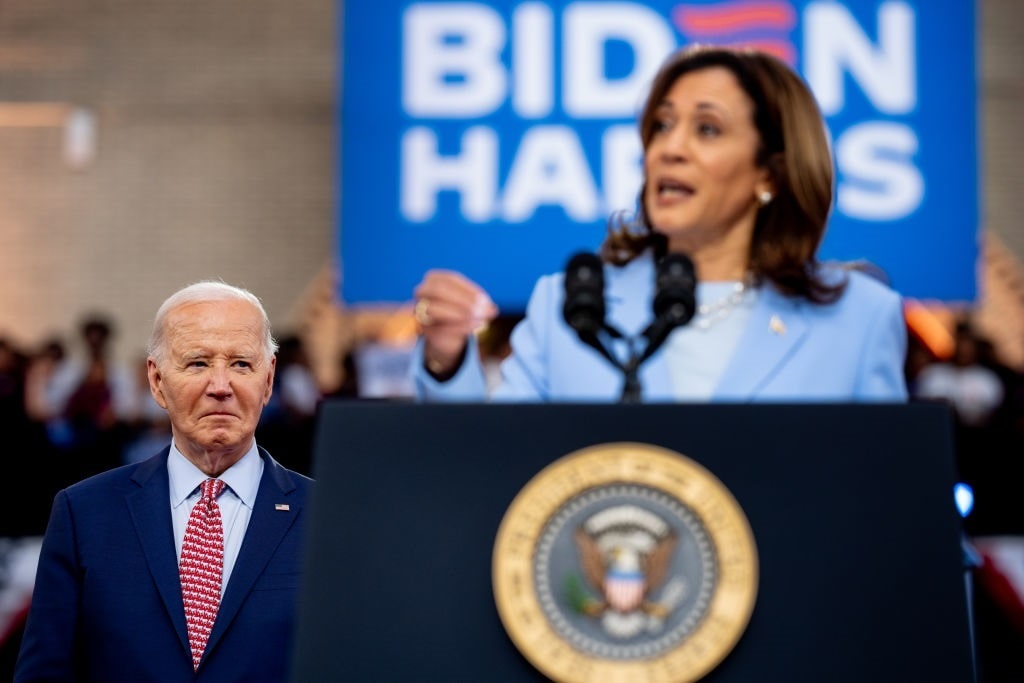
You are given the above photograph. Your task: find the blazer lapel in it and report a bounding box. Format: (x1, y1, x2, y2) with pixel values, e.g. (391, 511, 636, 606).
(713, 285, 807, 400)
(601, 255, 694, 401)
(595, 257, 812, 402)
(604, 255, 656, 338)
(205, 451, 301, 653)
(603, 256, 661, 390)
(126, 448, 192, 655)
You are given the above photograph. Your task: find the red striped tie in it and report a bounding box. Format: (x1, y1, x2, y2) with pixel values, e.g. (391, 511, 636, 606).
(180, 478, 226, 670)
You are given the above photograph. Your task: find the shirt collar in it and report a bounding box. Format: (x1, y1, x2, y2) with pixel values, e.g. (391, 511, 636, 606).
(168, 441, 264, 510)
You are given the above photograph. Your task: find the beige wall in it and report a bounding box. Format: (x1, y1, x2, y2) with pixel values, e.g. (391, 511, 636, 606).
(0, 0, 336, 365)
(981, 0, 1024, 263)
(1, 1, 1023, 370)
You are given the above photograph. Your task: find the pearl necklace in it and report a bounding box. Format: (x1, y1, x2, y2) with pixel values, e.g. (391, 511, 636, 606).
(693, 277, 754, 330)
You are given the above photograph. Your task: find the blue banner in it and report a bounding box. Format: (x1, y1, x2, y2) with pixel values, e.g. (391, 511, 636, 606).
(339, 0, 978, 308)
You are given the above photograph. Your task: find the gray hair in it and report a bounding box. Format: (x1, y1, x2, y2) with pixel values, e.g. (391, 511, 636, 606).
(147, 280, 279, 365)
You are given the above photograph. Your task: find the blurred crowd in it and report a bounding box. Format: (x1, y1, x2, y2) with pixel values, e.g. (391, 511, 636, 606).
(906, 316, 1024, 538)
(2, 308, 1024, 538)
(904, 314, 1024, 681)
(0, 313, 355, 539)
(1, 307, 1024, 678)
(1, 307, 1021, 538)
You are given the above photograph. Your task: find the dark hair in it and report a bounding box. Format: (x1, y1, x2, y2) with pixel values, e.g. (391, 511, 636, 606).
(600, 44, 844, 303)
(80, 314, 114, 339)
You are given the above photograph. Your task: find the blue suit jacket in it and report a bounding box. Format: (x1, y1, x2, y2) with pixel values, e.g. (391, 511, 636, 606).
(414, 254, 908, 402)
(15, 447, 312, 683)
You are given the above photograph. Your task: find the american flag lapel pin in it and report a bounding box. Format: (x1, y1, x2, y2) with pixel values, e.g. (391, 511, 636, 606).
(769, 315, 786, 335)
(275, 503, 290, 511)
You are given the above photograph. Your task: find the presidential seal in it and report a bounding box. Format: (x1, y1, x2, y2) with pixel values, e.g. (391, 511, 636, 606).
(492, 442, 757, 683)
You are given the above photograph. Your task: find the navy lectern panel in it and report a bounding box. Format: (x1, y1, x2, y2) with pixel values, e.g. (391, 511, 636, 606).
(290, 402, 973, 682)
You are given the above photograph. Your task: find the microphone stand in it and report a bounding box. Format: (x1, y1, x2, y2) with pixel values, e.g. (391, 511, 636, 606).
(567, 319, 645, 403)
(618, 315, 677, 404)
(562, 251, 695, 404)
(571, 298, 689, 404)
(619, 353, 643, 404)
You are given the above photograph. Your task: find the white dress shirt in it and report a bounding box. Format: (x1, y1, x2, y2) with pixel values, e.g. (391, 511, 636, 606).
(168, 442, 264, 595)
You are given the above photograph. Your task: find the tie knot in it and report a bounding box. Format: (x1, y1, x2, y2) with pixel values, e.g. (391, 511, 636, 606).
(200, 478, 225, 503)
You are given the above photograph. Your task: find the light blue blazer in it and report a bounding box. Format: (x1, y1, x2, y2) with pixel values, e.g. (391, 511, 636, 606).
(414, 253, 908, 403)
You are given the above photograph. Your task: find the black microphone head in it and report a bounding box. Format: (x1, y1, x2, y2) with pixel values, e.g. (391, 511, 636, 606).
(563, 252, 606, 335)
(654, 253, 697, 326)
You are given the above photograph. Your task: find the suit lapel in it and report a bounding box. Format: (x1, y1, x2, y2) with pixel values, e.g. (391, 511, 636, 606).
(205, 452, 301, 653)
(713, 285, 807, 400)
(126, 448, 192, 655)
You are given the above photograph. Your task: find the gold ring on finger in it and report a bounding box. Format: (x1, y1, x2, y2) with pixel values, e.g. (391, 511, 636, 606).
(414, 299, 433, 326)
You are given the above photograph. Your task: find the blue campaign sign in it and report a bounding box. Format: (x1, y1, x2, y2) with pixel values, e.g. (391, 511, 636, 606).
(339, 0, 978, 309)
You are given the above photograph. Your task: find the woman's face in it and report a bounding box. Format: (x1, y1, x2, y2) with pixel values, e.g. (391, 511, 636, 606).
(643, 66, 772, 257)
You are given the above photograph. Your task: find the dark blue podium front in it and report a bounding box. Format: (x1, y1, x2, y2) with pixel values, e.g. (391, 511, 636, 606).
(290, 401, 973, 682)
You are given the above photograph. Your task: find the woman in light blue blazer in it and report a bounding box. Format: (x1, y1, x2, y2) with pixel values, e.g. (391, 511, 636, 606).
(410, 45, 908, 404)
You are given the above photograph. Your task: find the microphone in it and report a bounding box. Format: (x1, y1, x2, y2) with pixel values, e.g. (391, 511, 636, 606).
(653, 252, 697, 327)
(561, 250, 696, 403)
(637, 252, 697, 365)
(563, 252, 607, 337)
(562, 252, 621, 368)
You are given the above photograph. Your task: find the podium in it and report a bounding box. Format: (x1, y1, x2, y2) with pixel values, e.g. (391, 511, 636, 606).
(290, 401, 974, 682)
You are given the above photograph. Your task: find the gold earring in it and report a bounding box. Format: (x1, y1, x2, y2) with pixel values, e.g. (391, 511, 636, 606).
(757, 190, 773, 206)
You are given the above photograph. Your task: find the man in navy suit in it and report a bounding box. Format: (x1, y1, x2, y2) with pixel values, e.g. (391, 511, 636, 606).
(16, 280, 314, 682)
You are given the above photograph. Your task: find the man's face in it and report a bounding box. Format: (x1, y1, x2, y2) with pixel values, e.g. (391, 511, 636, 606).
(148, 298, 274, 464)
